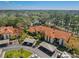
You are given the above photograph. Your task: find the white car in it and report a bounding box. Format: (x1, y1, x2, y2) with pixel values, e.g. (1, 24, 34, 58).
(31, 54, 40, 58)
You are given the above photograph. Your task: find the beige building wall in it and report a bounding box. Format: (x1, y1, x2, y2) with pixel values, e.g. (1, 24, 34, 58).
(0, 39, 9, 45)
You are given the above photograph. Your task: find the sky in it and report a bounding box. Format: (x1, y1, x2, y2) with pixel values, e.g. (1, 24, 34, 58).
(0, 1, 79, 10)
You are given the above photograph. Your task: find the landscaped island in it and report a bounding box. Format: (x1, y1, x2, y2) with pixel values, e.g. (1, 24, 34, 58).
(4, 48, 32, 58)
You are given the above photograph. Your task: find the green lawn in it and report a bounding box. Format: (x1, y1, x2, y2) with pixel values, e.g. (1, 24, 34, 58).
(4, 48, 32, 58)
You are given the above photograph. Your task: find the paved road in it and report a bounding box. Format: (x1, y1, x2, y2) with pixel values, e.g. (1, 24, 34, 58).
(0, 45, 50, 58)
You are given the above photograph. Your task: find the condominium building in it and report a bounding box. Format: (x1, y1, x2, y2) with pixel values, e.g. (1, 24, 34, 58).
(29, 26, 72, 46)
(0, 26, 22, 45)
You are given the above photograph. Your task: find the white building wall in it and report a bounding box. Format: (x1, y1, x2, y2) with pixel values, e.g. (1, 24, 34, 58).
(58, 39, 65, 46)
(3, 34, 6, 40)
(45, 35, 47, 41)
(0, 39, 9, 44)
(59, 39, 63, 45)
(47, 36, 50, 42)
(44, 36, 55, 44)
(50, 38, 54, 44)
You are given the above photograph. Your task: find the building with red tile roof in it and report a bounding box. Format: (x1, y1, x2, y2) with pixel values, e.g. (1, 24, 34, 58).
(0, 26, 22, 45)
(29, 26, 72, 42)
(0, 26, 22, 36)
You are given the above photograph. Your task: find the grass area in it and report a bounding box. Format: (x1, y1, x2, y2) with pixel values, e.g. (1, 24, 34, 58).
(68, 36, 79, 49)
(74, 48, 79, 55)
(66, 36, 79, 55)
(4, 48, 32, 58)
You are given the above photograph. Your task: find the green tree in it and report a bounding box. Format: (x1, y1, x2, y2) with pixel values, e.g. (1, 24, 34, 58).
(10, 35, 16, 40)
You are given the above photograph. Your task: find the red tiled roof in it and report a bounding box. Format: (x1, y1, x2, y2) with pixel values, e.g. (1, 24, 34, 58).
(28, 26, 72, 42)
(0, 26, 22, 35)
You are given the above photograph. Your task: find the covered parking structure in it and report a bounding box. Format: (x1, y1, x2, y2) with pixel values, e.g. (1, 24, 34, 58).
(0, 34, 9, 47)
(0, 39, 9, 47)
(22, 38, 36, 46)
(38, 42, 57, 56)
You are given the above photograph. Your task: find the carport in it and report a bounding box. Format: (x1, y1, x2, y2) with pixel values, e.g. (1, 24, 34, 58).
(22, 38, 36, 46)
(38, 42, 57, 56)
(0, 39, 9, 48)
